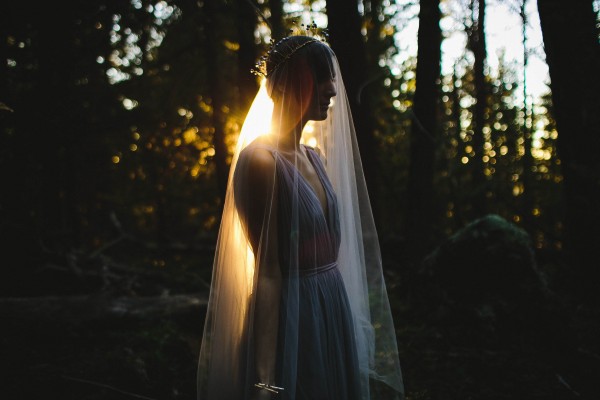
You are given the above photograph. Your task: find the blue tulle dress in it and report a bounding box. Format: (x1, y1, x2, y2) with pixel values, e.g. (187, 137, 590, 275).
(262, 145, 362, 400)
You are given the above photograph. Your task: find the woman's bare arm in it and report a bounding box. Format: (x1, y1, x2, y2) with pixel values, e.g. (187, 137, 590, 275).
(237, 149, 282, 398)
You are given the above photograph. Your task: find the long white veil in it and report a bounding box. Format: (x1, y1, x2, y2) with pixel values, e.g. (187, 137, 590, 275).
(197, 36, 403, 400)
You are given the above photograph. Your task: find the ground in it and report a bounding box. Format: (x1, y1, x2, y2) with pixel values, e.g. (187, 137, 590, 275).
(2, 244, 599, 400)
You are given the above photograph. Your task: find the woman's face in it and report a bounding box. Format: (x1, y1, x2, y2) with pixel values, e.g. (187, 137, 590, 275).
(269, 45, 337, 124)
(307, 77, 337, 121)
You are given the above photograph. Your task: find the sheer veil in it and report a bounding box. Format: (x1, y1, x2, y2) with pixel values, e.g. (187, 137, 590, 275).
(197, 36, 403, 400)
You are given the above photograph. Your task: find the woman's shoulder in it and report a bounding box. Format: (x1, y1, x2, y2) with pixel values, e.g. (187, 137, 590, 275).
(236, 139, 278, 188)
(239, 139, 276, 169)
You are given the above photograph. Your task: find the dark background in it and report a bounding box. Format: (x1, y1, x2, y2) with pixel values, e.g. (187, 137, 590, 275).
(1, 0, 599, 399)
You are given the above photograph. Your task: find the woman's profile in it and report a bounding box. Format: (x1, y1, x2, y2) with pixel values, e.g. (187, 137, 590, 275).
(197, 33, 404, 400)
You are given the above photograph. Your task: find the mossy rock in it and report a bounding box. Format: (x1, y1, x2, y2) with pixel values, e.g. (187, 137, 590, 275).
(423, 214, 550, 332)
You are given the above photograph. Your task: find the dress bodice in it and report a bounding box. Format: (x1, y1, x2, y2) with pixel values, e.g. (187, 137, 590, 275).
(262, 145, 341, 274)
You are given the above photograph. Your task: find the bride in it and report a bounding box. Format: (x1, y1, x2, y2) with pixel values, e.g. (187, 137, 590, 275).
(197, 34, 404, 400)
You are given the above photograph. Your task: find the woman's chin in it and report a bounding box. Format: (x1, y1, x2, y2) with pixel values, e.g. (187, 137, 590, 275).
(305, 107, 329, 121)
(316, 110, 329, 121)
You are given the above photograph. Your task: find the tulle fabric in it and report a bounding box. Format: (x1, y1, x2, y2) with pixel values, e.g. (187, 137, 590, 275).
(197, 40, 403, 400)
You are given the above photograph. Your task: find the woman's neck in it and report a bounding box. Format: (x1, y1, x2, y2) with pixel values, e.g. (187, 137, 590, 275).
(271, 105, 307, 152)
(275, 126, 303, 151)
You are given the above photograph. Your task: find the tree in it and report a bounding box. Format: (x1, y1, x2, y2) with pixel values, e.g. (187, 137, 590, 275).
(205, 0, 233, 202)
(1, 2, 125, 249)
(469, 0, 489, 215)
(516, 0, 536, 230)
(326, 0, 382, 221)
(439, 53, 522, 234)
(537, 0, 600, 299)
(406, 0, 442, 255)
(235, 0, 260, 110)
(269, 0, 286, 41)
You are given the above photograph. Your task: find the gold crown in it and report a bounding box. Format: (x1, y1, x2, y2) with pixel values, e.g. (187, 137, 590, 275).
(251, 22, 328, 78)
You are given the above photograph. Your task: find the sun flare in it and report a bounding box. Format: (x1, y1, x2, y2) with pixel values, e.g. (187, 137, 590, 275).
(236, 79, 325, 152)
(235, 79, 274, 153)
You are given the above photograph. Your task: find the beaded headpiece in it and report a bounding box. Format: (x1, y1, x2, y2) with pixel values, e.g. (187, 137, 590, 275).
(251, 22, 329, 78)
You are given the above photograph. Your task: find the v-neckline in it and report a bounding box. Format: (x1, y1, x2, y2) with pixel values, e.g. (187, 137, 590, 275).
(278, 147, 330, 224)
(304, 147, 329, 222)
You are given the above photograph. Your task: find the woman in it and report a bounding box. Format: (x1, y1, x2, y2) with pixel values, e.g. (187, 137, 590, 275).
(197, 35, 404, 400)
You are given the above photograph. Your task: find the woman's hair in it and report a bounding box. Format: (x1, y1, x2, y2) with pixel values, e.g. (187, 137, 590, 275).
(265, 36, 335, 100)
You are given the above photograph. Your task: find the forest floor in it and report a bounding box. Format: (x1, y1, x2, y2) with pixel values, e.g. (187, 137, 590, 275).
(2, 241, 599, 400)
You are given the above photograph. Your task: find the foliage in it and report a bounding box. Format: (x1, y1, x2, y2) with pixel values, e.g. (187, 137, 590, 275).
(1, 0, 566, 259)
(2, 1, 598, 399)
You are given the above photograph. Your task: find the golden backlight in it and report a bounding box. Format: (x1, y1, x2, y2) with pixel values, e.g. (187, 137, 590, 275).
(234, 79, 274, 154)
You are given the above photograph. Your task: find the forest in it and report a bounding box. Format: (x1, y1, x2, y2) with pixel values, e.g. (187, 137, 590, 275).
(1, 0, 599, 399)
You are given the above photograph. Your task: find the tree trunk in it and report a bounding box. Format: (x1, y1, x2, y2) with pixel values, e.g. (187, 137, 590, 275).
(520, 0, 535, 231)
(326, 0, 381, 223)
(205, 0, 230, 203)
(269, 0, 285, 41)
(235, 0, 259, 110)
(450, 63, 465, 228)
(406, 0, 442, 256)
(471, 0, 488, 216)
(537, 0, 600, 300)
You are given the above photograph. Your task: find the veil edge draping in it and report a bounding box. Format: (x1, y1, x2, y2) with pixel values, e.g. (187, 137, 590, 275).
(197, 45, 404, 400)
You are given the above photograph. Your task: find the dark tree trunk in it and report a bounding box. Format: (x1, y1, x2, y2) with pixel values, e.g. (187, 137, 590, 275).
(537, 0, 600, 300)
(406, 0, 442, 256)
(520, 0, 535, 230)
(326, 0, 381, 223)
(19, 3, 108, 248)
(235, 0, 259, 110)
(450, 63, 465, 228)
(205, 0, 230, 203)
(269, 0, 285, 41)
(471, 0, 488, 216)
